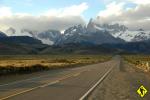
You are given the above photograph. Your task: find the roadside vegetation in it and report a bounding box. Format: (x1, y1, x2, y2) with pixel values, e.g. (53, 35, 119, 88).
(123, 55, 150, 72)
(0, 55, 112, 76)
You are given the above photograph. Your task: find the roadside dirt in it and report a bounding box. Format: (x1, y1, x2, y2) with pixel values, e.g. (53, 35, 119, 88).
(88, 58, 150, 100)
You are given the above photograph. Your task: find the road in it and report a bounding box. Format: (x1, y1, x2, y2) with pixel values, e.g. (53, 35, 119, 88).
(0, 56, 120, 100)
(88, 57, 150, 100)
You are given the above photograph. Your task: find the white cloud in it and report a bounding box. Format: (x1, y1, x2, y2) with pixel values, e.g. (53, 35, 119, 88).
(44, 2, 88, 17)
(103, 0, 150, 5)
(128, 0, 150, 5)
(98, 2, 125, 17)
(0, 6, 12, 17)
(0, 3, 88, 33)
(97, 1, 150, 30)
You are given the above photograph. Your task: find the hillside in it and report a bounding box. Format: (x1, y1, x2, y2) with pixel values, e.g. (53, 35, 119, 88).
(0, 36, 47, 54)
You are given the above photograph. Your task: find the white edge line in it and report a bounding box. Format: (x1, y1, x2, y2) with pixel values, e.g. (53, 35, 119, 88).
(79, 66, 114, 100)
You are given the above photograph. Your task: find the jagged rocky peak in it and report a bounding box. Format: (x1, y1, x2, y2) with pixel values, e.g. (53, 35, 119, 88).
(87, 18, 97, 33)
(1, 17, 149, 45)
(86, 18, 128, 33)
(101, 23, 128, 32)
(64, 24, 86, 36)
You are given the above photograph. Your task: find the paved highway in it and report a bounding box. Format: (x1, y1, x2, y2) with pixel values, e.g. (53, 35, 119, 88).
(0, 56, 120, 100)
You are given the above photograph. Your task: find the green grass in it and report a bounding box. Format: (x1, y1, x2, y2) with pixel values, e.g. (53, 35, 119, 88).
(0, 54, 112, 76)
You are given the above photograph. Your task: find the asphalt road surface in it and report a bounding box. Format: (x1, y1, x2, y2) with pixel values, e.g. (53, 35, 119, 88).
(88, 57, 150, 100)
(0, 56, 120, 100)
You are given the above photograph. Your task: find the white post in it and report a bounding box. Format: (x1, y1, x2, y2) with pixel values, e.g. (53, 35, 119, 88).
(146, 62, 150, 71)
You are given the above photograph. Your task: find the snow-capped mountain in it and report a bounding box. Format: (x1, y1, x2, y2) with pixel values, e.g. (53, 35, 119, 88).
(90, 19, 150, 42)
(21, 29, 63, 45)
(107, 27, 150, 42)
(4, 21, 124, 45)
(5, 28, 62, 45)
(64, 24, 87, 36)
(56, 20, 125, 45)
(130, 29, 150, 42)
(2, 18, 150, 45)
(37, 30, 62, 45)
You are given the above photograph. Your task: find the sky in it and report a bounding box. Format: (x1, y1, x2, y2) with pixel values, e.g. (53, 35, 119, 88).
(0, 0, 106, 20)
(0, 0, 150, 32)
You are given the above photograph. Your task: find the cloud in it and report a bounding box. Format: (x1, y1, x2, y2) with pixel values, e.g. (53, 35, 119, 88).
(128, 0, 150, 5)
(103, 0, 150, 5)
(0, 3, 88, 33)
(0, 16, 85, 32)
(44, 2, 88, 17)
(0, 6, 12, 16)
(97, 1, 150, 30)
(98, 2, 125, 17)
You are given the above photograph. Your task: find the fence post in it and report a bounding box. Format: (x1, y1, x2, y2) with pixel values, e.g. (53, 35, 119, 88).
(145, 62, 149, 72)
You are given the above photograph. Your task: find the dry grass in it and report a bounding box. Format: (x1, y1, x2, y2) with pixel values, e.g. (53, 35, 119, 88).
(123, 55, 150, 72)
(0, 55, 112, 75)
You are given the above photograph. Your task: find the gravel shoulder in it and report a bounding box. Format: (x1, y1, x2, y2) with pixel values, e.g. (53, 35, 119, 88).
(88, 58, 150, 100)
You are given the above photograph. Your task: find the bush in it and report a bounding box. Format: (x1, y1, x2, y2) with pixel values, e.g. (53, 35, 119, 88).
(0, 64, 49, 76)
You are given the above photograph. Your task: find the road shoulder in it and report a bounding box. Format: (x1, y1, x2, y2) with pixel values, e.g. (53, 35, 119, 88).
(88, 59, 150, 100)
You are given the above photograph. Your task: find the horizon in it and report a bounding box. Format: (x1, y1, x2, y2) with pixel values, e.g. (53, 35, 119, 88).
(0, 1, 150, 100)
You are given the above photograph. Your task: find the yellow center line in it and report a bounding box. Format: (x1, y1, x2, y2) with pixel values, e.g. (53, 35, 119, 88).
(73, 73, 81, 77)
(40, 80, 60, 88)
(0, 71, 86, 100)
(58, 71, 82, 81)
(0, 87, 39, 100)
(58, 74, 74, 81)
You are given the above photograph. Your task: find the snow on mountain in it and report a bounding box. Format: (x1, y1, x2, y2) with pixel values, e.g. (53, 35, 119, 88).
(131, 30, 150, 42)
(56, 20, 125, 45)
(64, 24, 86, 37)
(37, 30, 62, 45)
(90, 19, 150, 42)
(110, 29, 150, 42)
(2, 18, 150, 45)
(4, 28, 62, 45)
(20, 29, 63, 45)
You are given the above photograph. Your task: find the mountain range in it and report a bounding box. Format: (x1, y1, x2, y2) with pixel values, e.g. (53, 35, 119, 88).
(4, 18, 150, 45)
(0, 18, 150, 54)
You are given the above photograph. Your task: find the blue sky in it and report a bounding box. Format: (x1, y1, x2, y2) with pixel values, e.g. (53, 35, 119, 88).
(0, 0, 138, 21)
(0, 0, 106, 20)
